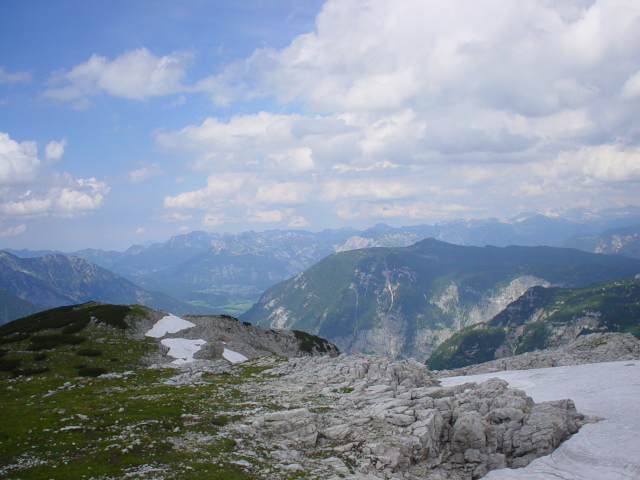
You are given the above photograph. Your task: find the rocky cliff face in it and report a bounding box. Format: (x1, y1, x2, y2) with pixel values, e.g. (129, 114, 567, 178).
(427, 277, 640, 370)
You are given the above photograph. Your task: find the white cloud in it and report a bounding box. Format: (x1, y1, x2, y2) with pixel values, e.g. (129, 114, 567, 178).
(0, 67, 31, 84)
(163, 173, 247, 210)
(288, 216, 310, 228)
(162, 212, 193, 222)
(557, 144, 640, 183)
(160, 0, 640, 226)
(135, 227, 145, 235)
(621, 70, 640, 99)
(202, 212, 226, 227)
(0, 132, 109, 219)
(1, 178, 108, 217)
(0, 133, 41, 186)
(335, 200, 469, 220)
(125, 163, 162, 183)
(321, 179, 420, 202)
(255, 182, 312, 205)
(44, 48, 192, 103)
(157, 112, 307, 171)
(44, 138, 67, 162)
(246, 209, 285, 223)
(0, 224, 26, 237)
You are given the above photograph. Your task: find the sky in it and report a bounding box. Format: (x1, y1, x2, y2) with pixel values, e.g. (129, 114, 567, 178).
(1, 0, 640, 252)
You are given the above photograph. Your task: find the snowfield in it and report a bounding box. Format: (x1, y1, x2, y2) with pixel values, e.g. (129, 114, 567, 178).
(145, 314, 196, 338)
(160, 338, 207, 364)
(441, 360, 640, 480)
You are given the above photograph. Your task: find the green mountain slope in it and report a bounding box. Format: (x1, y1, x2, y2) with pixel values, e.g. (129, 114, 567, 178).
(0, 287, 41, 325)
(241, 239, 640, 361)
(426, 277, 640, 370)
(0, 251, 211, 315)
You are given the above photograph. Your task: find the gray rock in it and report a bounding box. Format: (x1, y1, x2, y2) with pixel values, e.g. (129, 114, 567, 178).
(225, 356, 587, 479)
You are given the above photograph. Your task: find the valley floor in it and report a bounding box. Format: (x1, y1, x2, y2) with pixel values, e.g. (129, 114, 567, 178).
(441, 360, 640, 480)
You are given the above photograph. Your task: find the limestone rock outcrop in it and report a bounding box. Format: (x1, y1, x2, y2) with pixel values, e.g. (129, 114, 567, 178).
(226, 354, 589, 479)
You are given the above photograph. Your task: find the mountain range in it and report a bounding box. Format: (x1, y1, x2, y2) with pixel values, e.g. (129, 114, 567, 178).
(241, 239, 640, 361)
(5, 206, 640, 317)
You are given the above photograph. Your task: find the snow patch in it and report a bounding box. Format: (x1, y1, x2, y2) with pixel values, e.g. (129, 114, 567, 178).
(161, 338, 207, 364)
(145, 314, 195, 338)
(223, 348, 248, 364)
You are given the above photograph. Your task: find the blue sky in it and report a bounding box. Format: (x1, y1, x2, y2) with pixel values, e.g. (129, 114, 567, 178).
(1, 0, 640, 251)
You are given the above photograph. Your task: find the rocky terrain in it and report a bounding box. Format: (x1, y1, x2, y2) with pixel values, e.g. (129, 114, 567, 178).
(434, 332, 640, 378)
(0, 302, 608, 480)
(218, 354, 590, 480)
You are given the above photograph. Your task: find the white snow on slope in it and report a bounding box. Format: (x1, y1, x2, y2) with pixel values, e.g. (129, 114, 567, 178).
(440, 360, 640, 480)
(223, 348, 248, 364)
(145, 314, 195, 338)
(161, 338, 207, 364)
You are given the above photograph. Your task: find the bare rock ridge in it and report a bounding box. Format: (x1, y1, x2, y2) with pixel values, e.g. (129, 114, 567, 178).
(435, 332, 640, 378)
(132, 311, 340, 365)
(217, 354, 590, 480)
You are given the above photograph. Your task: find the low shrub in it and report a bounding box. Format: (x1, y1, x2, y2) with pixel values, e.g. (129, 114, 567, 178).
(210, 415, 229, 427)
(33, 353, 47, 361)
(14, 367, 49, 377)
(77, 367, 107, 377)
(0, 358, 21, 371)
(293, 330, 332, 353)
(0, 333, 30, 344)
(76, 348, 102, 357)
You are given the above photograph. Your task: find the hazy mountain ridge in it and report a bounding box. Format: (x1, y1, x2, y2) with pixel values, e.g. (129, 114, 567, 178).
(559, 223, 640, 259)
(426, 276, 640, 370)
(240, 239, 640, 361)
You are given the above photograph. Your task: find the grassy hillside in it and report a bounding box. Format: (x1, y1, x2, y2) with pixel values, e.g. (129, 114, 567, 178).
(426, 277, 640, 370)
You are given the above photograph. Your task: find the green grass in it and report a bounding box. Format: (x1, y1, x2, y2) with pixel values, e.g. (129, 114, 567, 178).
(0, 305, 272, 479)
(0, 366, 257, 479)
